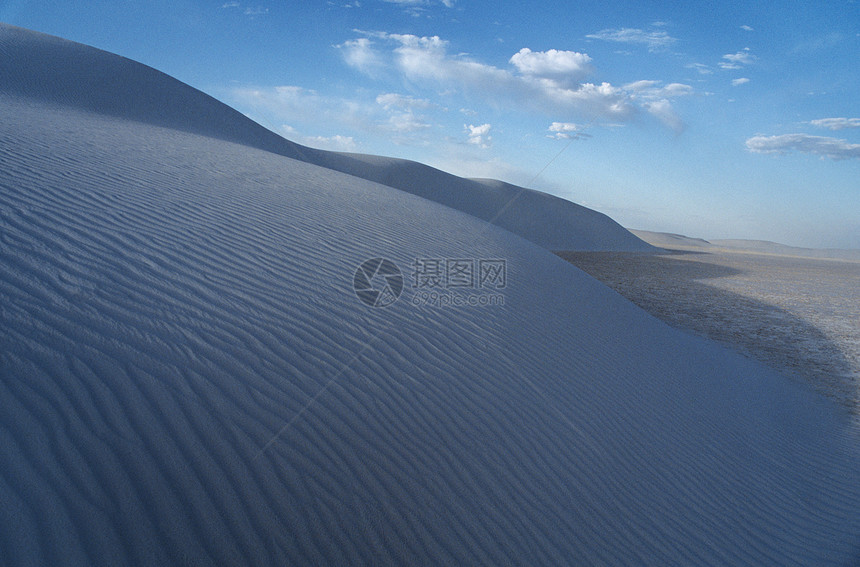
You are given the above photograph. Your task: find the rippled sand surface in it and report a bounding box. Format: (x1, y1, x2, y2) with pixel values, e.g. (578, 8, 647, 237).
(559, 250, 860, 410)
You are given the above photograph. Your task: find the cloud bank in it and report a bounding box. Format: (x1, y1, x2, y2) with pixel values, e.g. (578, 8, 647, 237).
(338, 32, 691, 129)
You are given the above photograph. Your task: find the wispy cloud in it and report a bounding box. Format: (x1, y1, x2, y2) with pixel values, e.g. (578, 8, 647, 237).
(808, 118, 860, 130)
(376, 93, 437, 109)
(740, 25, 754, 32)
(585, 27, 677, 52)
(381, 0, 454, 16)
(642, 100, 686, 133)
(376, 93, 435, 133)
(746, 134, 860, 160)
(290, 129, 358, 151)
(732, 77, 750, 86)
(221, 2, 268, 16)
(229, 85, 440, 146)
(686, 62, 713, 75)
(624, 80, 693, 99)
(791, 32, 845, 55)
(624, 80, 693, 133)
(719, 48, 755, 70)
(338, 38, 385, 76)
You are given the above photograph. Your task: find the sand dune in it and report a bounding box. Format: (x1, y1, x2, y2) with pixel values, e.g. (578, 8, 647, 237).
(2, 24, 860, 566)
(0, 23, 650, 253)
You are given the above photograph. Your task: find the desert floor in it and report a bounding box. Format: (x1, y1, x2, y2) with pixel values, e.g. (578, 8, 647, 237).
(558, 248, 860, 412)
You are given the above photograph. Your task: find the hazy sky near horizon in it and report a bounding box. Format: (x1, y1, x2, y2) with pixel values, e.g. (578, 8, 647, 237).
(3, 1, 858, 248)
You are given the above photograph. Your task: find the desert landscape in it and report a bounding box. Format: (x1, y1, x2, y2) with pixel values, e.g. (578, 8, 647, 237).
(1, 21, 859, 567)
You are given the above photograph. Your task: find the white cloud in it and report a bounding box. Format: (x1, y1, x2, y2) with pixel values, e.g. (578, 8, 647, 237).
(547, 122, 591, 140)
(221, 1, 240, 7)
(741, 25, 754, 32)
(549, 122, 581, 133)
(808, 118, 860, 130)
(465, 123, 492, 147)
(509, 48, 592, 84)
(745, 134, 860, 160)
(731, 77, 750, 86)
(585, 28, 677, 51)
(719, 48, 755, 69)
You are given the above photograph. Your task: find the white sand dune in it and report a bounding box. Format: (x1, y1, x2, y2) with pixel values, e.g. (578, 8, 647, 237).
(1, 24, 860, 566)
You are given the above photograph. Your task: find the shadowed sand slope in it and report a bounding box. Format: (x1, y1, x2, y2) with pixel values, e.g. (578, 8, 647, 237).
(2, 24, 860, 566)
(296, 151, 654, 251)
(0, 22, 651, 253)
(0, 24, 308, 162)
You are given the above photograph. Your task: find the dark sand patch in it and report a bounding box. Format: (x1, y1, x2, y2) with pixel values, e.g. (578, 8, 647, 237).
(557, 249, 859, 411)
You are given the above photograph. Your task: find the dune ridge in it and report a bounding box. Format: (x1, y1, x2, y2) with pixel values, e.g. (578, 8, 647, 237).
(1, 24, 860, 565)
(631, 229, 860, 261)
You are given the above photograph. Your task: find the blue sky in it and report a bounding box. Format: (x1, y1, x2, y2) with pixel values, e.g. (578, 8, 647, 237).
(3, 1, 858, 248)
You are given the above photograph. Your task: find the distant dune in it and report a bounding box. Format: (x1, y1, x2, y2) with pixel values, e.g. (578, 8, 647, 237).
(2, 24, 860, 566)
(631, 229, 860, 261)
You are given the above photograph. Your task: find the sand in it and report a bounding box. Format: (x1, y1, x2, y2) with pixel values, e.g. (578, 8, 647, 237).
(558, 248, 860, 411)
